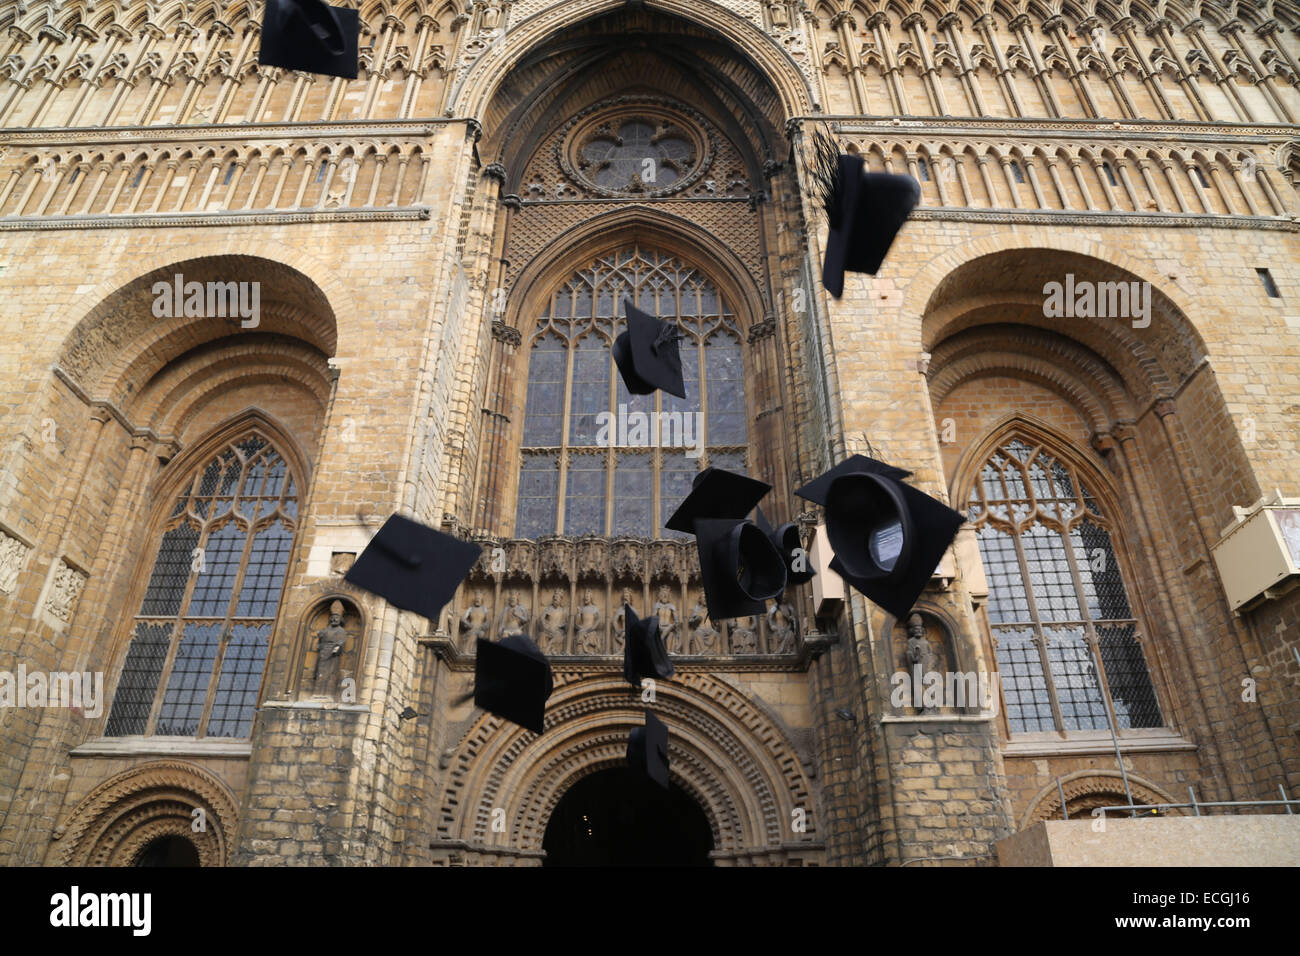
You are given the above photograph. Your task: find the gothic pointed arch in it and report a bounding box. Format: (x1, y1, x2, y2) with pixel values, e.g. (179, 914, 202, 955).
(101, 408, 307, 740)
(952, 415, 1170, 737)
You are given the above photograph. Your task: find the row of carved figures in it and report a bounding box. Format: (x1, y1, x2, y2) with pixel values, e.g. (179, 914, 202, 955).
(453, 585, 801, 657)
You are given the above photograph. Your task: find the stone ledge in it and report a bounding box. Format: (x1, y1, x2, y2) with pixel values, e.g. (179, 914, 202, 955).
(0, 207, 434, 231)
(998, 816, 1300, 866)
(70, 737, 252, 758)
(1003, 729, 1197, 757)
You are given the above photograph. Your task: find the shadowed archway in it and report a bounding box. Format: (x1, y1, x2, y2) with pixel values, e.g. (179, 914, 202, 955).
(542, 768, 713, 866)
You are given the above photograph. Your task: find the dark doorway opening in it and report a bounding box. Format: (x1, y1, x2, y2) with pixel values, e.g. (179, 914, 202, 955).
(542, 768, 713, 866)
(134, 834, 201, 867)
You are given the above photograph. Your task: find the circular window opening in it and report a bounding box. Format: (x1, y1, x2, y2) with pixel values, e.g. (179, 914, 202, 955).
(134, 834, 201, 867)
(581, 120, 693, 191)
(559, 99, 714, 198)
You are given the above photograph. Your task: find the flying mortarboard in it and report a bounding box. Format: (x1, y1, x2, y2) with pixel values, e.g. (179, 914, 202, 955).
(627, 709, 669, 789)
(474, 635, 553, 735)
(694, 516, 787, 620)
(809, 132, 920, 299)
(612, 300, 688, 400)
(622, 604, 674, 686)
(756, 508, 816, 586)
(343, 513, 481, 622)
(796, 456, 964, 620)
(663, 467, 772, 535)
(258, 0, 360, 80)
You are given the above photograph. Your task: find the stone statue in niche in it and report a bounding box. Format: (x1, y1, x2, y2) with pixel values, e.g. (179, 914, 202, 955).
(730, 616, 758, 654)
(499, 590, 530, 639)
(312, 600, 350, 697)
(652, 585, 679, 653)
(612, 587, 634, 650)
(905, 612, 940, 713)
(685, 601, 717, 655)
(460, 591, 490, 648)
(768, 601, 797, 655)
(575, 588, 603, 655)
(539, 588, 568, 653)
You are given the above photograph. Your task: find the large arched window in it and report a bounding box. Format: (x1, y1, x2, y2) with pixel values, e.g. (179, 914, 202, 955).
(105, 431, 299, 739)
(966, 436, 1163, 735)
(514, 246, 747, 539)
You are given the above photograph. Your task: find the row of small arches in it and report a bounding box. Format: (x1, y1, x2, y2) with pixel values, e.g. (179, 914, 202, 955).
(0, 144, 430, 218)
(844, 139, 1292, 214)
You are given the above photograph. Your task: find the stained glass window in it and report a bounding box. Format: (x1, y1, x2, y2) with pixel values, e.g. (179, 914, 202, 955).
(105, 432, 298, 739)
(967, 437, 1163, 735)
(514, 246, 748, 538)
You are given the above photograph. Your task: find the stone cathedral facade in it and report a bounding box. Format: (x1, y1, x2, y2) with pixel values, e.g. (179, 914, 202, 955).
(0, 0, 1296, 866)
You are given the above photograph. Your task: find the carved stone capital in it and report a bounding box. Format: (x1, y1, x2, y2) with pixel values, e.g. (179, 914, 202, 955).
(901, 13, 926, 31)
(37, 24, 69, 45)
(864, 12, 889, 30)
(481, 162, 506, 184)
(501, 193, 522, 209)
(936, 12, 961, 32)
(1039, 15, 1066, 33)
(1111, 420, 1138, 443)
(1009, 14, 1033, 33)
(465, 118, 483, 142)
(1090, 430, 1117, 455)
(747, 318, 776, 343)
(491, 320, 521, 347)
(1154, 397, 1178, 419)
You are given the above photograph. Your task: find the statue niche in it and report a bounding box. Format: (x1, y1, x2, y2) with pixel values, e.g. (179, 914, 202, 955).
(893, 611, 955, 715)
(300, 598, 363, 701)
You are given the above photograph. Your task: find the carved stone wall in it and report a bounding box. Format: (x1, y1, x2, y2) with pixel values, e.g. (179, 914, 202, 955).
(447, 532, 804, 658)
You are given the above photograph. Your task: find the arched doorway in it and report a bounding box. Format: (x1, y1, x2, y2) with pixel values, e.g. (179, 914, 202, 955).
(134, 835, 201, 867)
(542, 768, 712, 866)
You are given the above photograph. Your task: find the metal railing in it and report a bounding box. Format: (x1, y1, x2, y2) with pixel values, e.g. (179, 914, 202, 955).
(1058, 781, 1300, 819)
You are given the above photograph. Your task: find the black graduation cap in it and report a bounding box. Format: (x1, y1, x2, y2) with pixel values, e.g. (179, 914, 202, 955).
(664, 467, 771, 535)
(756, 508, 816, 586)
(627, 709, 669, 789)
(810, 133, 920, 299)
(694, 517, 787, 620)
(795, 456, 964, 620)
(258, 0, 360, 80)
(344, 513, 481, 622)
(612, 301, 687, 400)
(474, 635, 553, 735)
(623, 604, 674, 686)
(793, 454, 911, 505)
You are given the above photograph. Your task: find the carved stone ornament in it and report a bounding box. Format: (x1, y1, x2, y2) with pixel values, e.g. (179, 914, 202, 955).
(0, 530, 30, 594)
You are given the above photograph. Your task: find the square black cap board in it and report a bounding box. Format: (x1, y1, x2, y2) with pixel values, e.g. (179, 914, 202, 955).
(344, 513, 481, 623)
(628, 709, 669, 789)
(475, 636, 553, 735)
(794, 454, 912, 506)
(613, 301, 687, 399)
(664, 467, 772, 534)
(623, 604, 674, 686)
(821, 153, 920, 299)
(830, 481, 965, 620)
(259, 0, 360, 80)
